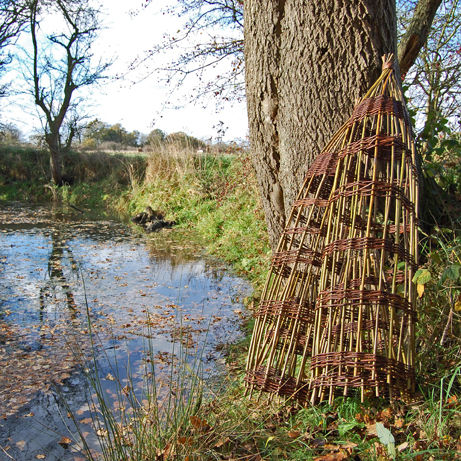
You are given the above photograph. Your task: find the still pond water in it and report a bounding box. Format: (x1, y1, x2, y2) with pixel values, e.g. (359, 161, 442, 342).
(0, 203, 250, 460)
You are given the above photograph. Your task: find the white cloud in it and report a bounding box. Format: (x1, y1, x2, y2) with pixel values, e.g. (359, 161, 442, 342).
(2, 0, 248, 142)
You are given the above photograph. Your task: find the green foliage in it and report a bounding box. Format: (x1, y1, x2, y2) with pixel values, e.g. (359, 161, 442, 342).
(144, 128, 165, 148)
(416, 227, 461, 390)
(423, 132, 461, 196)
(164, 131, 206, 150)
(82, 119, 142, 149)
(0, 145, 147, 202)
(124, 150, 270, 288)
(3, 139, 461, 459)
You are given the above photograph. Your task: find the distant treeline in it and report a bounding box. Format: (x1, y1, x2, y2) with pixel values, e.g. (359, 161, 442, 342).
(0, 120, 246, 154)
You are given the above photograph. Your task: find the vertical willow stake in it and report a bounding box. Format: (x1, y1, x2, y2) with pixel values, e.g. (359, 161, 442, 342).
(246, 55, 419, 404)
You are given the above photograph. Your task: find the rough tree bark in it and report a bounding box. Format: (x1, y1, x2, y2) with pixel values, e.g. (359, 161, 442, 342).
(244, 1, 398, 249)
(398, 0, 442, 76)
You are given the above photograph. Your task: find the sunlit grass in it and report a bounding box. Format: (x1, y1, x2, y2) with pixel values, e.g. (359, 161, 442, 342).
(2, 143, 461, 459)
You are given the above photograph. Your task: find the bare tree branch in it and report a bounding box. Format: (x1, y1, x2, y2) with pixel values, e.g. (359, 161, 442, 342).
(398, 0, 443, 75)
(25, 0, 110, 184)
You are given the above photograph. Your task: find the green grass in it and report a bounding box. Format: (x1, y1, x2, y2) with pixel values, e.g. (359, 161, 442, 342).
(1, 143, 460, 460)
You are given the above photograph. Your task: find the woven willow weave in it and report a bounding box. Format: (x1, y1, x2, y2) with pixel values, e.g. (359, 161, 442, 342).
(246, 56, 419, 404)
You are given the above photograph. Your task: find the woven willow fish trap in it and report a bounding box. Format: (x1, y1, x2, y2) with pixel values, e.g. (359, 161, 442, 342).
(246, 56, 419, 404)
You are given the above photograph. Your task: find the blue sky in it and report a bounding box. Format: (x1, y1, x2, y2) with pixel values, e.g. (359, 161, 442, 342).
(2, 0, 248, 142)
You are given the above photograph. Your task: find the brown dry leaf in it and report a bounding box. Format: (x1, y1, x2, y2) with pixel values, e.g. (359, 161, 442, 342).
(177, 436, 193, 446)
(374, 441, 386, 457)
(190, 415, 210, 432)
(36, 455, 46, 459)
(314, 452, 348, 461)
(323, 444, 342, 451)
(397, 441, 409, 452)
(80, 417, 92, 425)
(378, 407, 393, 421)
(287, 430, 301, 439)
(58, 436, 72, 448)
(214, 437, 231, 448)
(394, 418, 405, 429)
(363, 413, 374, 424)
(96, 429, 108, 437)
(366, 423, 378, 437)
(163, 442, 176, 459)
(446, 395, 458, 408)
(340, 442, 357, 450)
(15, 440, 26, 450)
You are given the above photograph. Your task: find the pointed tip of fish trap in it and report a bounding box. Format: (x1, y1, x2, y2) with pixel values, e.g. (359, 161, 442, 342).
(381, 53, 395, 70)
(245, 59, 419, 406)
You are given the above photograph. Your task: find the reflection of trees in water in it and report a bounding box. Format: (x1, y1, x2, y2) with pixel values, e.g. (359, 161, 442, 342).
(39, 229, 80, 322)
(145, 235, 228, 283)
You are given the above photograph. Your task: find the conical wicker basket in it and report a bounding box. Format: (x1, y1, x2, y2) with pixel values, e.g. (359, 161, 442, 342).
(246, 55, 419, 404)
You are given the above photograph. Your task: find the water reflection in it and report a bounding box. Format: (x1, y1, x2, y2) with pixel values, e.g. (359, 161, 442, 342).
(39, 230, 79, 322)
(0, 203, 250, 460)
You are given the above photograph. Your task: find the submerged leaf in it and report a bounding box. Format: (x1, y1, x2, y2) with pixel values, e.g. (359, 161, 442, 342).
(58, 436, 72, 448)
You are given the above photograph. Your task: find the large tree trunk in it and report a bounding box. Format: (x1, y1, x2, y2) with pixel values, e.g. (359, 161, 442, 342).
(398, 0, 442, 76)
(46, 132, 63, 185)
(244, 0, 398, 249)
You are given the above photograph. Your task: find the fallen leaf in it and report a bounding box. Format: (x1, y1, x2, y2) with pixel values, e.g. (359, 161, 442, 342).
(96, 429, 108, 437)
(58, 436, 72, 448)
(366, 423, 377, 437)
(189, 415, 210, 432)
(16, 440, 26, 450)
(378, 407, 393, 421)
(36, 455, 46, 459)
(287, 430, 301, 438)
(177, 436, 193, 446)
(314, 452, 348, 461)
(214, 437, 230, 448)
(376, 422, 395, 444)
(397, 441, 409, 452)
(446, 395, 458, 408)
(340, 441, 357, 450)
(323, 444, 342, 451)
(394, 418, 405, 428)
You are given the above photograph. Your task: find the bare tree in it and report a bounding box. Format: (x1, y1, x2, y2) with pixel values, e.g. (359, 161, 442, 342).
(398, 0, 443, 75)
(400, 0, 460, 142)
(25, 0, 109, 185)
(139, 1, 443, 106)
(0, 0, 27, 96)
(138, 0, 244, 102)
